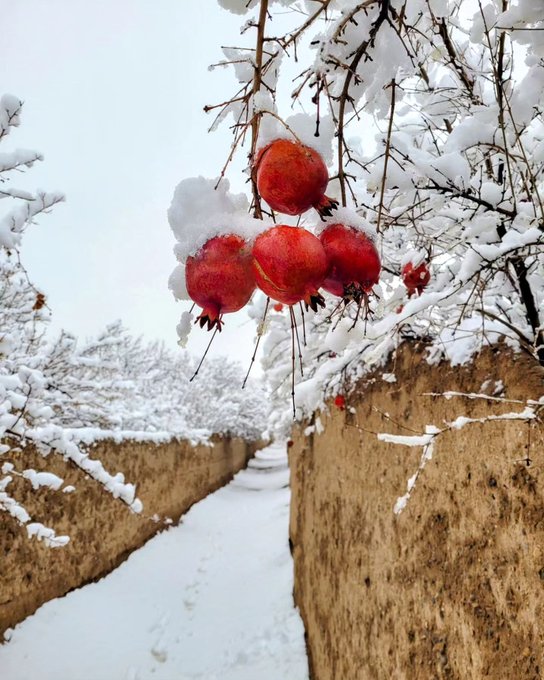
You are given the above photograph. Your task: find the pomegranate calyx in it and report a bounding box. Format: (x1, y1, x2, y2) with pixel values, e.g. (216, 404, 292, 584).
(196, 309, 224, 333)
(304, 291, 326, 313)
(315, 195, 339, 219)
(343, 282, 363, 303)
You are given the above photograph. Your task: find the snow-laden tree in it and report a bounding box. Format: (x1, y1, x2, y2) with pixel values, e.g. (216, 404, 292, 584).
(170, 0, 544, 435)
(43, 322, 141, 430)
(182, 356, 268, 440)
(43, 321, 267, 439)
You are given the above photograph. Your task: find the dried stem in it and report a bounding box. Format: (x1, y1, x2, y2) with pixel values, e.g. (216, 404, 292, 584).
(376, 79, 396, 233)
(337, 0, 390, 206)
(250, 0, 270, 220)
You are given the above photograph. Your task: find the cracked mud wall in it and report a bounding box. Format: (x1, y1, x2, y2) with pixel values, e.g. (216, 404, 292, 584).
(1, 436, 255, 636)
(289, 345, 544, 680)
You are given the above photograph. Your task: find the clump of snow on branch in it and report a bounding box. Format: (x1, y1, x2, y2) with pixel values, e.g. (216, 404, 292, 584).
(381, 398, 543, 515)
(168, 176, 265, 263)
(217, 0, 260, 14)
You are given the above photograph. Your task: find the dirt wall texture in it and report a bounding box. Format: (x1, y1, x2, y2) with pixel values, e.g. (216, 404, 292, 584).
(289, 345, 544, 680)
(1, 436, 255, 636)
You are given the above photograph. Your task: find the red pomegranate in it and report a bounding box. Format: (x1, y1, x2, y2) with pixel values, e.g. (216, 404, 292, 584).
(254, 139, 338, 217)
(251, 225, 328, 311)
(402, 261, 430, 297)
(186, 234, 255, 331)
(319, 223, 381, 300)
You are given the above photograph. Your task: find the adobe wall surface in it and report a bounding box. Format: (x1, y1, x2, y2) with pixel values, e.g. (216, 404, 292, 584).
(1, 436, 255, 635)
(289, 346, 544, 680)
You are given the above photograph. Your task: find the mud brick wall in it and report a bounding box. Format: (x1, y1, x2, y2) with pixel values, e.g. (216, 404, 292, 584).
(289, 347, 544, 680)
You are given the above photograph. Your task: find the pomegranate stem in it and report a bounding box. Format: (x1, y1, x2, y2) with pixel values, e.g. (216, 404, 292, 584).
(327, 298, 344, 324)
(290, 309, 296, 420)
(190, 324, 220, 382)
(349, 297, 363, 332)
(242, 296, 270, 389)
(250, 0, 269, 220)
(299, 301, 307, 346)
(291, 305, 304, 378)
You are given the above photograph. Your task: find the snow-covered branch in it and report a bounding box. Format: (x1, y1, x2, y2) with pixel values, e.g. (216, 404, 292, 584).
(381, 397, 543, 516)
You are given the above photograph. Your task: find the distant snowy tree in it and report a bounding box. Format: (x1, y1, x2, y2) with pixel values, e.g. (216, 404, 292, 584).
(44, 322, 268, 438)
(183, 357, 268, 440)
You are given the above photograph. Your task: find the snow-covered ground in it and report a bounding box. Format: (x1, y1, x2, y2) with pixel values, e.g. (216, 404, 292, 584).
(0, 443, 308, 680)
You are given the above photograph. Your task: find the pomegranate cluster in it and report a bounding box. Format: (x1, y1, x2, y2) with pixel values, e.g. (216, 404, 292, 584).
(184, 138, 430, 332)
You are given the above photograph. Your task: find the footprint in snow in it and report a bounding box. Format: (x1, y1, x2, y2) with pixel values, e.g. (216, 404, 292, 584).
(150, 643, 168, 663)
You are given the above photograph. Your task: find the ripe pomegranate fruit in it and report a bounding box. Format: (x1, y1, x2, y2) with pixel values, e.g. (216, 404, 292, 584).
(186, 234, 255, 331)
(319, 223, 381, 301)
(254, 139, 338, 217)
(402, 261, 430, 297)
(251, 225, 328, 311)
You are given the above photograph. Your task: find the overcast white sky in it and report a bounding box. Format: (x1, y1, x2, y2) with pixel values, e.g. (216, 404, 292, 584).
(2, 0, 271, 366)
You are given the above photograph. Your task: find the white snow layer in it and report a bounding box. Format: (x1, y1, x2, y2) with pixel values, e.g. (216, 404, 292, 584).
(0, 443, 309, 680)
(168, 176, 266, 263)
(217, 0, 295, 15)
(315, 206, 377, 240)
(256, 112, 336, 166)
(217, 0, 259, 13)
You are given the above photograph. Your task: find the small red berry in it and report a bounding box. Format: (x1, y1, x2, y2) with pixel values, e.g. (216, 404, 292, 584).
(402, 261, 431, 297)
(334, 395, 346, 410)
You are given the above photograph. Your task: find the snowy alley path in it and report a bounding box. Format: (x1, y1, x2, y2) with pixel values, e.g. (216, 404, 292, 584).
(0, 443, 309, 680)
